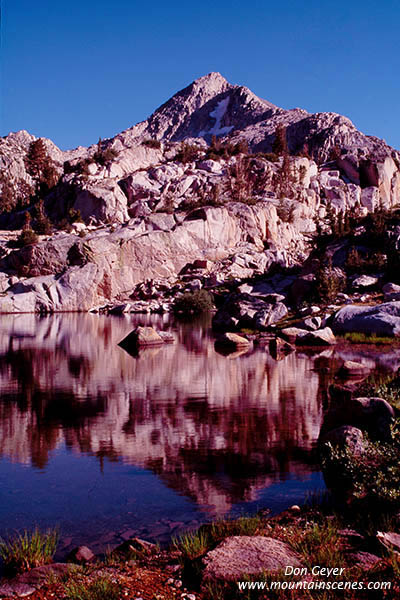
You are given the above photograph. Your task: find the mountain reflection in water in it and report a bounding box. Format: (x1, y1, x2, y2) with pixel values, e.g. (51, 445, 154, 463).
(0, 313, 329, 550)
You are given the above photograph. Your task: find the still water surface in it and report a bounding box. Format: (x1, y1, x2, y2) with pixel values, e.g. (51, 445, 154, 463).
(0, 313, 338, 553)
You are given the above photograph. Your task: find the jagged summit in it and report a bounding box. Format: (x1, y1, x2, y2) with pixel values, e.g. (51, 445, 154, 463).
(119, 72, 278, 146)
(190, 71, 231, 89)
(116, 72, 397, 163)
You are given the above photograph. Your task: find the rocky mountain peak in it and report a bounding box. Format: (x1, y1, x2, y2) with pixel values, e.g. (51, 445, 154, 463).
(190, 71, 231, 93)
(123, 72, 278, 145)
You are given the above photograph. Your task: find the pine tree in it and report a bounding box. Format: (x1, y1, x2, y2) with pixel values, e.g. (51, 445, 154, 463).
(26, 139, 49, 182)
(272, 125, 289, 156)
(34, 199, 52, 234)
(22, 211, 32, 231)
(0, 172, 16, 213)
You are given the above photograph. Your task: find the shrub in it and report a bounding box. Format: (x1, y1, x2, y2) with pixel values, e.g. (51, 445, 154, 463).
(256, 151, 279, 162)
(64, 575, 122, 600)
(93, 148, 118, 166)
(25, 139, 48, 182)
(175, 142, 202, 164)
(357, 375, 400, 410)
(92, 138, 119, 166)
(68, 208, 83, 223)
(342, 332, 395, 345)
(0, 528, 58, 575)
(34, 217, 52, 235)
(0, 172, 17, 213)
(276, 199, 296, 223)
(283, 520, 343, 569)
(142, 138, 161, 149)
(173, 289, 214, 315)
(25, 139, 59, 194)
(57, 218, 73, 233)
(321, 424, 400, 508)
(206, 136, 249, 161)
(16, 229, 39, 247)
(346, 246, 386, 274)
(273, 153, 295, 198)
(315, 256, 345, 303)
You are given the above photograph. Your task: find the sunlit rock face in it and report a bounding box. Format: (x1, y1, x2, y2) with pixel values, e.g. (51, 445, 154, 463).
(0, 314, 327, 514)
(1, 73, 399, 316)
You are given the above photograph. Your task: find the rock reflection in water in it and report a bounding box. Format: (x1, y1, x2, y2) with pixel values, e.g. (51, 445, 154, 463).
(0, 313, 333, 547)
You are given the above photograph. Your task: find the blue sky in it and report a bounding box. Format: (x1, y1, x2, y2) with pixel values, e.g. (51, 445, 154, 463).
(2, 0, 400, 150)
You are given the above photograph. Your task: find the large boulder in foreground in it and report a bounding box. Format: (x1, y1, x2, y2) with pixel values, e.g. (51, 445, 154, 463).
(203, 536, 303, 581)
(320, 397, 395, 442)
(119, 326, 164, 352)
(332, 302, 400, 337)
(320, 425, 367, 457)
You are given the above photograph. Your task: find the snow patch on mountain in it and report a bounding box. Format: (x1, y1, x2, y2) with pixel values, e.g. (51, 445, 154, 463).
(199, 98, 234, 137)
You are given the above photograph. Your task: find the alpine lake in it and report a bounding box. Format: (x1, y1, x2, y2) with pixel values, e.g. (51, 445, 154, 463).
(0, 312, 396, 557)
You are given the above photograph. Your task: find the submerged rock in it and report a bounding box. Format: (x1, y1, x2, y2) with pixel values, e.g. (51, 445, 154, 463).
(338, 360, 371, 378)
(295, 327, 336, 346)
(119, 326, 164, 351)
(215, 332, 251, 351)
(67, 545, 95, 564)
(157, 331, 175, 343)
(269, 336, 294, 360)
(114, 537, 158, 557)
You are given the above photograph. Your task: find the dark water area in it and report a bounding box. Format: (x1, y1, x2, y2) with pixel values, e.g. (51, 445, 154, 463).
(0, 313, 397, 555)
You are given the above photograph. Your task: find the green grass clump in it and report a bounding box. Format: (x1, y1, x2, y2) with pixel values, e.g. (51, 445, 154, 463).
(208, 515, 261, 541)
(283, 520, 344, 569)
(343, 332, 396, 345)
(173, 515, 262, 561)
(64, 575, 122, 600)
(172, 529, 210, 561)
(0, 527, 58, 575)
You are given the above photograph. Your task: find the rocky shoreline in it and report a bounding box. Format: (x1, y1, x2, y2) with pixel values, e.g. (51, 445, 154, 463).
(1, 500, 399, 599)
